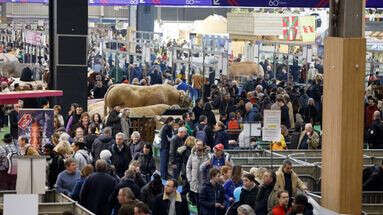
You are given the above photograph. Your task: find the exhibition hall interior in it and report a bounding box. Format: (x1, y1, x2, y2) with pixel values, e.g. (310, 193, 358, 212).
(0, 1, 382, 215)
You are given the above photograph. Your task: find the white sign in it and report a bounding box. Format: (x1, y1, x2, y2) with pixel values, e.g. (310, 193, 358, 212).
(4, 194, 38, 215)
(263, 110, 281, 127)
(243, 123, 262, 137)
(262, 110, 281, 141)
(262, 127, 281, 142)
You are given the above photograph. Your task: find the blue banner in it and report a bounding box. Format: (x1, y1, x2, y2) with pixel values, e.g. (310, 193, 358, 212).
(212, 0, 383, 8)
(0, 0, 382, 8)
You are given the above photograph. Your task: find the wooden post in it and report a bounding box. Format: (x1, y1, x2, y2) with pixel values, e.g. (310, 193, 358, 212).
(322, 0, 365, 214)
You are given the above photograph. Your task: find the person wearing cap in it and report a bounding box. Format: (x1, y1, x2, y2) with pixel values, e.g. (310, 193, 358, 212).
(200, 144, 233, 184)
(211, 144, 233, 168)
(0, 133, 18, 190)
(238, 173, 259, 210)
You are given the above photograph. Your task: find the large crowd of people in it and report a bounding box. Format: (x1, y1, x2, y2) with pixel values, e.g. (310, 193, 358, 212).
(0, 27, 382, 214)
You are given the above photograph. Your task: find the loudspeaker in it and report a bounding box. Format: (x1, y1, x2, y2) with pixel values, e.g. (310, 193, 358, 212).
(56, 0, 88, 35)
(49, 0, 88, 115)
(55, 66, 88, 109)
(58, 36, 87, 65)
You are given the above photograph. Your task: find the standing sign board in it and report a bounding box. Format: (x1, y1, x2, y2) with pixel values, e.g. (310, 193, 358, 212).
(262, 110, 281, 142)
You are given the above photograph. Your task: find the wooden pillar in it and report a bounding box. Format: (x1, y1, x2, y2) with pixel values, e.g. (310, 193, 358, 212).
(322, 1, 366, 214)
(322, 37, 365, 214)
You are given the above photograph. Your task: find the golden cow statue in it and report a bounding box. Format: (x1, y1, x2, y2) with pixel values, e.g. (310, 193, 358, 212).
(104, 84, 191, 116)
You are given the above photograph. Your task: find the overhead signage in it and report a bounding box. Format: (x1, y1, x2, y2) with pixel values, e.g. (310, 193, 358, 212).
(0, 0, 382, 7)
(212, 0, 383, 8)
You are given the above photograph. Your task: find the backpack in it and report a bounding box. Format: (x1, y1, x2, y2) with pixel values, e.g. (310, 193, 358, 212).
(76, 150, 92, 164)
(195, 125, 207, 144)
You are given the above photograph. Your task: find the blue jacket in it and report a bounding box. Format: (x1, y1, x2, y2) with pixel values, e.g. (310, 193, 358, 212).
(223, 179, 242, 207)
(55, 170, 81, 195)
(199, 182, 226, 215)
(244, 107, 261, 123)
(176, 81, 189, 92)
(70, 177, 85, 201)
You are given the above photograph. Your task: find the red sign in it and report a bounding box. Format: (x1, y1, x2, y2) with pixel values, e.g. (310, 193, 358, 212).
(18, 114, 32, 130)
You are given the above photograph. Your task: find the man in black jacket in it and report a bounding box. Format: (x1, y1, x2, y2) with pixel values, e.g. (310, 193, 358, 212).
(106, 106, 122, 137)
(80, 159, 117, 215)
(169, 127, 187, 179)
(199, 168, 226, 215)
(152, 179, 189, 215)
(276, 96, 291, 129)
(239, 173, 259, 210)
(363, 161, 383, 191)
(255, 170, 277, 215)
(367, 111, 383, 149)
(110, 169, 141, 213)
(110, 132, 132, 178)
(9, 102, 21, 140)
(92, 127, 115, 160)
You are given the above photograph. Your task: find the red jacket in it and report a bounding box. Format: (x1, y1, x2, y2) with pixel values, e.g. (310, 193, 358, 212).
(272, 205, 288, 215)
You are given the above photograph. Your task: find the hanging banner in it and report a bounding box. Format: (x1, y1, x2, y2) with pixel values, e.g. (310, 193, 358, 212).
(25, 31, 42, 46)
(18, 109, 54, 152)
(282, 16, 299, 41)
(300, 16, 316, 42)
(0, 0, 381, 7)
(212, 0, 383, 8)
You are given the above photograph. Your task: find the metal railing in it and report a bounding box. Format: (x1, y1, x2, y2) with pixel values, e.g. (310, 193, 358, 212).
(0, 190, 95, 215)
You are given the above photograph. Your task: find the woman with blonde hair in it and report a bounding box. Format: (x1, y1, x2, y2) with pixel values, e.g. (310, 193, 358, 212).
(177, 136, 196, 181)
(54, 133, 72, 158)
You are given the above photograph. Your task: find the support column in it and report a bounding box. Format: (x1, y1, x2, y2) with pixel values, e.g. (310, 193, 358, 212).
(322, 37, 365, 214)
(322, 0, 366, 214)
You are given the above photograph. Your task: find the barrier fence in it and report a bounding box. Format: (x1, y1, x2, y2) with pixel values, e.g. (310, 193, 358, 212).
(0, 190, 95, 215)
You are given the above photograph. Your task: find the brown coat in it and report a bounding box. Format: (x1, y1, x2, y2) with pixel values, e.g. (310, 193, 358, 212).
(274, 166, 307, 197)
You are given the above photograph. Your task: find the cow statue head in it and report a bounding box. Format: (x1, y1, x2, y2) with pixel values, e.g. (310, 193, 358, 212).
(179, 91, 192, 108)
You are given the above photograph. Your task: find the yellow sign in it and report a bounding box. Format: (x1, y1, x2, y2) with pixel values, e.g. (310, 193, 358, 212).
(299, 16, 316, 42)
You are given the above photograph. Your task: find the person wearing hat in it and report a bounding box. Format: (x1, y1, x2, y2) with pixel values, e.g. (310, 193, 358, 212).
(0, 133, 18, 190)
(238, 173, 259, 210)
(211, 144, 233, 168)
(200, 144, 233, 184)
